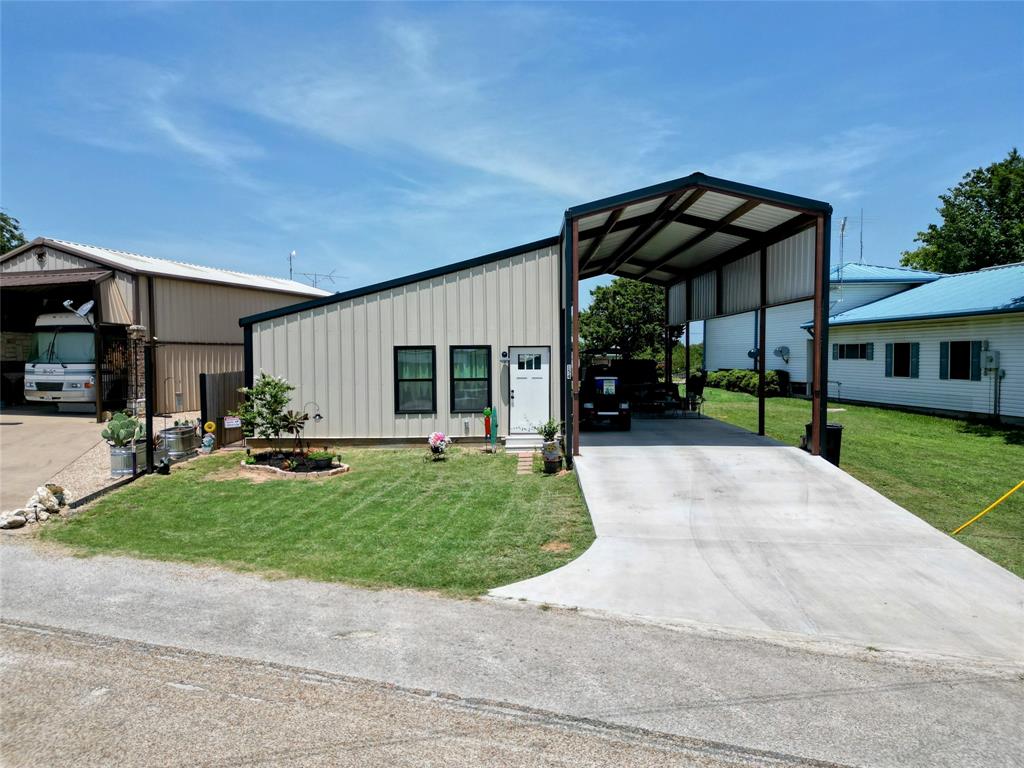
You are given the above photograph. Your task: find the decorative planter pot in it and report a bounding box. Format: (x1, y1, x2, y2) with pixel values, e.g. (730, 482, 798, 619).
(541, 440, 562, 474)
(159, 426, 199, 461)
(110, 443, 147, 477)
(311, 457, 333, 470)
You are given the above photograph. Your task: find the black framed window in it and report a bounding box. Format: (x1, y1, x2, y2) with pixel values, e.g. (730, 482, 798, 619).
(940, 340, 982, 381)
(394, 346, 436, 414)
(450, 346, 491, 413)
(885, 342, 918, 379)
(833, 343, 873, 360)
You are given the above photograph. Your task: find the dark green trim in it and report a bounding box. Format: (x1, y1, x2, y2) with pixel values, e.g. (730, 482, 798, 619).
(449, 345, 491, 414)
(239, 235, 560, 327)
(565, 172, 832, 218)
(394, 346, 437, 415)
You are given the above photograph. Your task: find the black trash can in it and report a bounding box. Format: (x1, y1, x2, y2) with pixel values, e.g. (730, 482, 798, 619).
(804, 422, 844, 466)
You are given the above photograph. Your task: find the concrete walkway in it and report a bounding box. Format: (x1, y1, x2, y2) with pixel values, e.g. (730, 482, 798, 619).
(0, 406, 101, 510)
(490, 418, 1024, 662)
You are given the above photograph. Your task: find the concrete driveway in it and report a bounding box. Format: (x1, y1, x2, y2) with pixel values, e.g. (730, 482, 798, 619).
(491, 417, 1024, 662)
(0, 406, 102, 510)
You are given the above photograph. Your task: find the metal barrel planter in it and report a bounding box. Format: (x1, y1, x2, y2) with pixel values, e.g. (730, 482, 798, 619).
(110, 443, 148, 476)
(159, 426, 200, 461)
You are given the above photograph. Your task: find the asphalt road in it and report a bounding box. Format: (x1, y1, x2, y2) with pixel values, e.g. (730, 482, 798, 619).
(2, 542, 1022, 768)
(0, 622, 831, 768)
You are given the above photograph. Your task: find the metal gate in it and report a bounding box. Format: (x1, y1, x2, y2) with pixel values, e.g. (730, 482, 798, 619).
(97, 327, 131, 413)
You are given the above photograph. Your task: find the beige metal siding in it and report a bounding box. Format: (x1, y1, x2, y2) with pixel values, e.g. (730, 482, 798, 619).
(667, 281, 686, 325)
(1, 246, 93, 272)
(767, 228, 815, 304)
(827, 314, 1024, 419)
(151, 277, 312, 344)
(251, 244, 562, 439)
(155, 343, 243, 413)
(721, 252, 760, 315)
(98, 278, 132, 325)
(691, 271, 716, 319)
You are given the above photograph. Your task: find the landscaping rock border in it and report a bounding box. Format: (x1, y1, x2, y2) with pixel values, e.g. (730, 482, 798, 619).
(239, 462, 350, 479)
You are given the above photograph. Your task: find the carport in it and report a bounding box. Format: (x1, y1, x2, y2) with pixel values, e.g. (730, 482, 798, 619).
(559, 172, 833, 462)
(0, 267, 132, 419)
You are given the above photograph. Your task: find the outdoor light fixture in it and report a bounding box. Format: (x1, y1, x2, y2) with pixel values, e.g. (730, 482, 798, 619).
(302, 401, 323, 422)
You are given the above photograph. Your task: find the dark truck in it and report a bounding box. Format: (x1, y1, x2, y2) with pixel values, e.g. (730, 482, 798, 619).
(579, 358, 683, 430)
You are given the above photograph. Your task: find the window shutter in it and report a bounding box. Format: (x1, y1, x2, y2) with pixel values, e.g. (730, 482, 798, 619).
(832, 344, 839, 360)
(910, 342, 920, 379)
(866, 342, 874, 361)
(939, 342, 949, 380)
(970, 341, 982, 381)
(884, 343, 893, 377)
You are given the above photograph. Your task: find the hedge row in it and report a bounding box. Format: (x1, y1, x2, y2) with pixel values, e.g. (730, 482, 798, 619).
(706, 369, 789, 397)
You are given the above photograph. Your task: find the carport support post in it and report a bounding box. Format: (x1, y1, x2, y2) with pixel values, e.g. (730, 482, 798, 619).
(144, 343, 155, 474)
(92, 280, 105, 423)
(758, 247, 767, 436)
(810, 214, 831, 455)
(663, 288, 672, 385)
(571, 217, 581, 457)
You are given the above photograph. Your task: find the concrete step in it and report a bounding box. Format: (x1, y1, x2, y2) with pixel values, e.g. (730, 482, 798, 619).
(504, 434, 542, 453)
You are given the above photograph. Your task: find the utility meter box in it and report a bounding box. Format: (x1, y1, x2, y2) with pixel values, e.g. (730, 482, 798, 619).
(982, 350, 1000, 370)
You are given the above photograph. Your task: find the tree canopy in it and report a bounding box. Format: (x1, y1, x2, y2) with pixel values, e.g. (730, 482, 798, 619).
(900, 148, 1024, 273)
(579, 278, 667, 360)
(1, 211, 27, 254)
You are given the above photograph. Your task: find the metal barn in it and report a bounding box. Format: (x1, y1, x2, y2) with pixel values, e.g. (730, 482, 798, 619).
(1, 238, 328, 416)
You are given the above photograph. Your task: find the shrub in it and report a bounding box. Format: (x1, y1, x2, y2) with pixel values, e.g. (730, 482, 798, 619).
(233, 373, 295, 441)
(705, 369, 784, 397)
(536, 418, 561, 442)
(307, 449, 333, 461)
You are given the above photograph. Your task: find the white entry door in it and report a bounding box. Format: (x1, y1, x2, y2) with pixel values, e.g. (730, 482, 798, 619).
(509, 346, 550, 434)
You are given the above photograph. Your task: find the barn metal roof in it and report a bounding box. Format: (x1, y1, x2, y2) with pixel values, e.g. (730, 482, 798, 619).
(568, 172, 831, 286)
(813, 262, 1024, 327)
(1, 238, 330, 297)
(830, 262, 943, 283)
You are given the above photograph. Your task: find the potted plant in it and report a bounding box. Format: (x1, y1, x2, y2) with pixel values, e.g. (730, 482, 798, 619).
(101, 411, 147, 476)
(428, 431, 451, 460)
(537, 418, 562, 474)
(307, 449, 334, 470)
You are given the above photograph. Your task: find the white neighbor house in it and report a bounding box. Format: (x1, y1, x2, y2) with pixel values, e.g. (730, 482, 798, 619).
(703, 262, 943, 393)
(815, 263, 1024, 422)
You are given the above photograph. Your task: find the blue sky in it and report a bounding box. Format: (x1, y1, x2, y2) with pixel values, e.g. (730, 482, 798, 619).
(2, 2, 1022, 303)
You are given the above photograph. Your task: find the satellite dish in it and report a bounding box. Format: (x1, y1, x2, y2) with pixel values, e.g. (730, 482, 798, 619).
(76, 300, 95, 318)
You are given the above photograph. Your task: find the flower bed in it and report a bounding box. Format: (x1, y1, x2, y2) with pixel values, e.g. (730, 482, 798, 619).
(240, 460, 350, 479)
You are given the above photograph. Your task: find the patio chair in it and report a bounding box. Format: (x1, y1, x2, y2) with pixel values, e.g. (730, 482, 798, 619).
(684, 372, 706, 418)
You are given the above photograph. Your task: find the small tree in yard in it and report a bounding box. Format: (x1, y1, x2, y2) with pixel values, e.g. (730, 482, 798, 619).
(580, 278, 668, 359)
(233, 373, 294, 442)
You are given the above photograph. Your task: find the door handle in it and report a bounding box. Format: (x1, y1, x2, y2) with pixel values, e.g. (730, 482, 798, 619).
(510, 389, 515, 400)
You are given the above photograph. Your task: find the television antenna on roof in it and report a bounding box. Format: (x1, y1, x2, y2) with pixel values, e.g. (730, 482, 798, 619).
(288, 250, 297, 281)
(297, 269, 342, 289)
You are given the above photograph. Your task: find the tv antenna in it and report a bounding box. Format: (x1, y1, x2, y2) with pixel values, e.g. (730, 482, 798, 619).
(859, 208, 864, 263)
(296, 269, 342, 289)
(288, 250, 297, 281)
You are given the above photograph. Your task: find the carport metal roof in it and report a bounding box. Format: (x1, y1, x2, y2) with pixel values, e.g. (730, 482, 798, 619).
(0, 268, 113, 288)
(567, 172, 830, 287)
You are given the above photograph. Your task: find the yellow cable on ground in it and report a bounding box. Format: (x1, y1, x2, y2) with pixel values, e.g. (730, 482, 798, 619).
(951, 479, 1024, 535)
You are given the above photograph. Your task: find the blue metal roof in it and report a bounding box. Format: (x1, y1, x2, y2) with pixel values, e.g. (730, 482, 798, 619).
(829, 262, 943, 283)
(819, 263, 1024, 327)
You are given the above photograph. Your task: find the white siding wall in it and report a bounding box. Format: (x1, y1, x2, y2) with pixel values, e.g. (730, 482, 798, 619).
(250, 245, 562, 439)
(829, 282, 915, 314)
(704, 300, 816, 385)
(827, 314, 1024, 419)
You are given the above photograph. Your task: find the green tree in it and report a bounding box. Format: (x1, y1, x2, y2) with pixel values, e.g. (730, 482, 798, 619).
(672, 341, 703, 377)
(900, 148, 1024, 273)
(1, 211, 27, 254)
(233, 373, 294, 441)
(579, 278, 668, 360)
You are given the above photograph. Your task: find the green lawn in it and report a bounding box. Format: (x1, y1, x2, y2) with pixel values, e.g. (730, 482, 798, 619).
(43, 448, 593, 596)
(702, 388, 1024, 578)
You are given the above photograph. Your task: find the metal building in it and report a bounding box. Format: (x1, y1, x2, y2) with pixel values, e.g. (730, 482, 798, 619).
(242, 172, 834, 458)
(1, 238, 328, 415)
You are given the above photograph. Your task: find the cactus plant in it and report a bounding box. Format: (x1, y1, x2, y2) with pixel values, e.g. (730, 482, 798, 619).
(101, 411, 145, 447)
